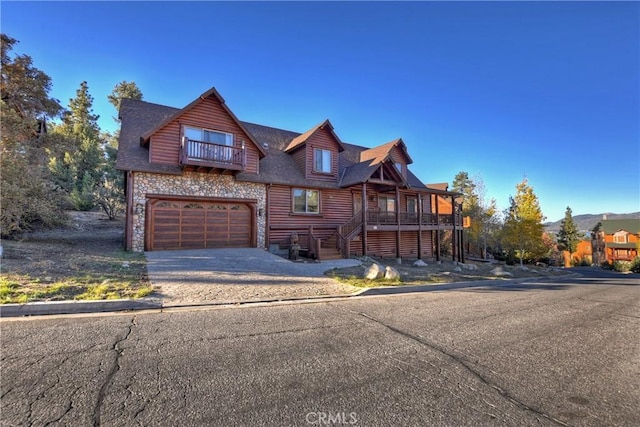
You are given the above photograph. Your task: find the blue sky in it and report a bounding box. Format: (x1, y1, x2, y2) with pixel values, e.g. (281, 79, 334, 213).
(2, 1, 638, 222)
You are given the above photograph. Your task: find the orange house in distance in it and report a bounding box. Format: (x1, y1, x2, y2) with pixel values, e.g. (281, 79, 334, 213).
(591, 219, 640, 264)
(562, 240, 593, 267)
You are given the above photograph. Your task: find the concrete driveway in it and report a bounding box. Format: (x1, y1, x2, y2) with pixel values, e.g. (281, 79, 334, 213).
(145, 248, 362, 306)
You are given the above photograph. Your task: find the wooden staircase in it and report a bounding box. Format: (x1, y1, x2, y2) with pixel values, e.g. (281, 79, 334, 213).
(319, 234, 343, 260)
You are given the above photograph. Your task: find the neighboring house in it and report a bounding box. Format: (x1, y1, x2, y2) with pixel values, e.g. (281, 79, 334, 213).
(591, 219, 640, 264)
(116, 87, 465, 261)
(562, 239, 593, 267)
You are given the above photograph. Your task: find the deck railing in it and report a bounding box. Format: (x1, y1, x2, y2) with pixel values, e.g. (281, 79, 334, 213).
(366, 211, 463, 226)
(180, 138, 245, 170)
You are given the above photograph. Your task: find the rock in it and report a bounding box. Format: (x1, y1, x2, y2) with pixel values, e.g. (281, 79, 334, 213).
(454, 267, 462, 272)
(490, 266, 513, 277)
(413, 259, 428, 267)
(364, 263, 384, 279)
(122, 261, 130, 268)
(461, 263, 478, 271)
(384, 266, 400, 280)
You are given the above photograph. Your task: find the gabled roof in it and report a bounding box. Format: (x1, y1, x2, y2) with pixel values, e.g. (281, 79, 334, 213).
(341, 159, 409, 188)
(426, 183, 449, 191)
(140, 87, 266, 158)
(116, 93, 461, 197)
(284, 119, 345, 153)
(359, 138, 413, 165)
(596, 219, 640, 234)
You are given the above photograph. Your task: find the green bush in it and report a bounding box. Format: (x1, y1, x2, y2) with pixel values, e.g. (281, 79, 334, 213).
(630, 257, 640, 274)
(613, 261, 632, 273)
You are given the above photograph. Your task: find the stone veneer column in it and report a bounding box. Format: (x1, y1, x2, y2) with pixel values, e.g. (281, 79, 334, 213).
(131, 172, 267, 252)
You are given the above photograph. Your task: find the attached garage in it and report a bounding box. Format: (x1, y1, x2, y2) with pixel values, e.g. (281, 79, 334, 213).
(145, 197, 256, 251)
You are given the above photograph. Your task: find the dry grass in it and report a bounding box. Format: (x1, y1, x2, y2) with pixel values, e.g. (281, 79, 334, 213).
(0, 211, 153, 304)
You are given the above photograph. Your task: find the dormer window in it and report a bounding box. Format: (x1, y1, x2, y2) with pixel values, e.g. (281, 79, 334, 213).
(394, 162, 403, 174)
(313, 148, 332, 173)
(614, 232, 628, 243)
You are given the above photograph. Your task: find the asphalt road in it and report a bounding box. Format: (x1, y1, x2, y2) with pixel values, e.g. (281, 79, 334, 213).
(1, 269, 638, 426)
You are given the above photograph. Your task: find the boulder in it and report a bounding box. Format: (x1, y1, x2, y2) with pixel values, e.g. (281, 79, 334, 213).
(413, 259, 428, 267)
(364, 263, 384, 279)
(453, 267, 462, 272)
(490, 266, 513, 277)
(384, 266, 400, 280)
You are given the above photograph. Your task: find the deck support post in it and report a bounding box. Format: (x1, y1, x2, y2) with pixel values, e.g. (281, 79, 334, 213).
(396, 186, 401, 261)
(361, 183, 368, 257)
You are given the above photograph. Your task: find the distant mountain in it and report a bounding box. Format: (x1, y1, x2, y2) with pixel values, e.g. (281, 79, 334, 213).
(544, 212, 640, 234)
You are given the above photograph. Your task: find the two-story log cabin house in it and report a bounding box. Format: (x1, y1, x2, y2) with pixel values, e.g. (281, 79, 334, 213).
(116, 87, 465, 261)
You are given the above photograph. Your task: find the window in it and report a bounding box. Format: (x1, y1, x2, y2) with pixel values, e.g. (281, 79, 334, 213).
(614, 232, 628, 243)
(184, 126, 233, 145)
(378, 196, 396, 212)
(293, 189, 320, 214)
(313, 148, 332, 173)
(394, 162, 403, 174)
(407, 197, 417, 213)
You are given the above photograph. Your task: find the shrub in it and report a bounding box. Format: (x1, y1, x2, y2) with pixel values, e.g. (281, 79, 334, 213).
(613, 261, 632, 273)
(571, 255, 592, 267)
(600, 261, 613, 270)
(630, 257, 640, 274)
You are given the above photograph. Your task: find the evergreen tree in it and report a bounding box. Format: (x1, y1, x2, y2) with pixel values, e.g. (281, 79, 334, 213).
(452, 171, 499, 259)
(0, 34, 65, 235)
(93, 81, 144, 219)
(50, 82, 105, 210)
(557, 206, 581, 253)
(108, 80, 143, 118)
(502, 178, 547, 265)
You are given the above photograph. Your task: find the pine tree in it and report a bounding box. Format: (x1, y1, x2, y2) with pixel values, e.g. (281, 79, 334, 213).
(93, 81, 144, 219)
(557, 206, 581, 254)
(502, 178, 548, 265)
(50, 81, 105, 210)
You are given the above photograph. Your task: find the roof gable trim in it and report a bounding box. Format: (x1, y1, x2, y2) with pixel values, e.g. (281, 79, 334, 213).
(140, 87, 266, 158)
(284, 119, 346, 153)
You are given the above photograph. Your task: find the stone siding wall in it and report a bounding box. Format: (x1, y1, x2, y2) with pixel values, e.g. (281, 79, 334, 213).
(131, 172, 266, 252)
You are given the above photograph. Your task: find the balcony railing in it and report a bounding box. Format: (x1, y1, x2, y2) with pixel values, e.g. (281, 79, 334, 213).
(366, 211, 463, 226)
(180, 137, 245, 171)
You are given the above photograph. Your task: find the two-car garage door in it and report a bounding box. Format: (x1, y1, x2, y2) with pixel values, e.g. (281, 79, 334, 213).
(146, 198, 253, 251)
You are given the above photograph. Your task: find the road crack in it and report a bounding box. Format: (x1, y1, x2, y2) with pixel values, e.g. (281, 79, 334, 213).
(92, 315, 137, 427)
(350, 309, 570, 427)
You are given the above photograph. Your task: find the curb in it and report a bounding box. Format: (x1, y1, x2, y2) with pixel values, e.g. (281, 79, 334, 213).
(0, 298, 162, 318)
(0, 274, 578, 318)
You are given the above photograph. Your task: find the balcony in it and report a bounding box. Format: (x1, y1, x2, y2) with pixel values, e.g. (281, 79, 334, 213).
(366, 211, 463, 228)
(180, 138, 245, 172)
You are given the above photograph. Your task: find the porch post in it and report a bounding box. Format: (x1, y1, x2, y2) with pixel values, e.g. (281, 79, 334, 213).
(362, 183, 368, 256)
(435, 194, 441, 262)
(417, 193, 423, 260)
(451, 195, 457, 262)
(396, 186, 401, 261)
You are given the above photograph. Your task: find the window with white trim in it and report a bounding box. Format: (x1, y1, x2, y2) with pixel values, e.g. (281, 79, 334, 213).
(313, 148, 332, 173)
(614, 232, 628, 243)
(293, 189, 320, 214)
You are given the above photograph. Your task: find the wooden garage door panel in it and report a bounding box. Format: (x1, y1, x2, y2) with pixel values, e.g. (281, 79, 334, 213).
(148, 199, 253, 250)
